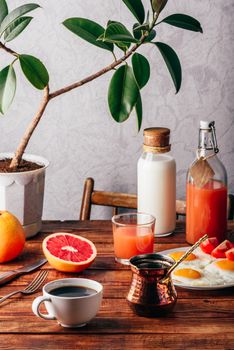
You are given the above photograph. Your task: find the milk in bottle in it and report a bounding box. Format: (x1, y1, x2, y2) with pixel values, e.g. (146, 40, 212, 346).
(137, 128, 176, 237)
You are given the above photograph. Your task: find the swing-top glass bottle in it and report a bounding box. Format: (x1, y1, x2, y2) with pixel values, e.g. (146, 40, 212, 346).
(186, 121, 227, 244)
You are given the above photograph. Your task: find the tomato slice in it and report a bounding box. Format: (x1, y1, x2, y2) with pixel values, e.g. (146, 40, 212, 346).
(211, 240, 233, 258)
(200, 237, 219, 255)
(225, 248, 234, 261)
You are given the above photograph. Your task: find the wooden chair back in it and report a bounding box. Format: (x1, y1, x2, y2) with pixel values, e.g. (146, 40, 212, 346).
(79, 177, 186, 220)
(80, 177, 234, 221)
(79, 178, 136, 220)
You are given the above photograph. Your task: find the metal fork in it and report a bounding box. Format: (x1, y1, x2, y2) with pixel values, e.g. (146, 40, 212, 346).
(0, 270, 48, 304)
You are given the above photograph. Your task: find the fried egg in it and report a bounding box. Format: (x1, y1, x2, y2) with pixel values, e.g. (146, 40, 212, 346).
(172, 267, 211, 286)
(193, 247, 216, 263)
(168, 249, 211, 269)
(169, 251, 197, 262)
(205, 259, 234, 284)
(167, 248, 234, 287)
(172, 265, 225, 286)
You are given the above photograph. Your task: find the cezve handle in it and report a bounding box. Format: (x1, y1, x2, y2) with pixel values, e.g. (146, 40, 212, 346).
(0, 270, 23, 286)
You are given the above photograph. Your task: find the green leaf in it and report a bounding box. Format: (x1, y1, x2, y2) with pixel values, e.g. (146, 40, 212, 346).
(0, 0, 8, 24)
(132, 53, 150, 89)
(0, 65, 16, 114)
(98, 31, 128, 49)
(19, 54, 49, 90)
(63, 18, 113, 52)
(133, 23, 149, 32)
(132, 23, 141, 40)
(122, 0, 145, 24)
(105, 21, 130, 51)
(154, 42, 182, 93)
(108, 65, 139, 123)
(161, 14, 203, 33)
(0, 3, 40, 35)
(151, 0, 168, 14)
(4, 16, 33, 42)
(135, 94, 142, 131)
(103, 22, 139, 44)
(133, 23, 156, 42)
(146, 10, 150, 23)
(145, 29, 156, 42)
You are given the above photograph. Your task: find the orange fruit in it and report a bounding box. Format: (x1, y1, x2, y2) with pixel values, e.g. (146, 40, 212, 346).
(42, 232, 97, 272)
(0, 211, 25, 263)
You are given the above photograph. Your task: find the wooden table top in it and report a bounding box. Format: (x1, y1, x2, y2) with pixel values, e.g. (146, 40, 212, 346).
(0, 220, 234, 350)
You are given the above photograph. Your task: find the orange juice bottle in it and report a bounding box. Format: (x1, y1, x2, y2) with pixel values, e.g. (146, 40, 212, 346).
(186, 121, 227, 244)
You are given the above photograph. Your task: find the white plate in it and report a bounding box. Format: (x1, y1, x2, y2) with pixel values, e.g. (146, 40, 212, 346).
(158, 246, 234, 290)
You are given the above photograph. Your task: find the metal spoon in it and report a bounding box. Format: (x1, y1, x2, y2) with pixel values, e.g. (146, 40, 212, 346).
(161, 234, 208, 282)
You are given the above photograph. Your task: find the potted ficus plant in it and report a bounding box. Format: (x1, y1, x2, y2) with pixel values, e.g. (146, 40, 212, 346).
(0, 0, 202, 237)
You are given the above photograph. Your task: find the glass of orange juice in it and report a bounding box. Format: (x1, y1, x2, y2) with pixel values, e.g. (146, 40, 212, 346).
(112, 212, 155, 265)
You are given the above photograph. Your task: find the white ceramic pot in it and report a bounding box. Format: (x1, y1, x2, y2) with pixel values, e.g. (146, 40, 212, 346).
(0, 153, 49, 239)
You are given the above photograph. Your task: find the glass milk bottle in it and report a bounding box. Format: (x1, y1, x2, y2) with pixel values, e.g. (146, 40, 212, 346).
(186, 121, 227, 244)
(137, 127, 176, 237)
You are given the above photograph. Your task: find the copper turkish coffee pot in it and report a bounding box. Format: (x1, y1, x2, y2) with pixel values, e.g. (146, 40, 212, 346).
(127, 235, 208, 317)
(127, 253, 177, 317)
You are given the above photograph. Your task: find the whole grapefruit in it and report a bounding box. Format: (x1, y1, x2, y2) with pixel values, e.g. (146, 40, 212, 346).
(42, 232, 97, 272)
(0, 211, 25, 263)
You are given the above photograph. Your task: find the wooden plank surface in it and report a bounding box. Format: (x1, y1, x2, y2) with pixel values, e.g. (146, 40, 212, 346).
(0, 220, 233, 350)
(0, 333, 234, 350)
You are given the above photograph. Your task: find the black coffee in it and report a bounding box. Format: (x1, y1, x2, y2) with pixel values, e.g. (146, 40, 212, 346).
(50, 285, 97, 298)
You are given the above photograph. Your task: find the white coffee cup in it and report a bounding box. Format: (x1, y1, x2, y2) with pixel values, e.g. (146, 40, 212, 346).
(32, 278, 103, 328)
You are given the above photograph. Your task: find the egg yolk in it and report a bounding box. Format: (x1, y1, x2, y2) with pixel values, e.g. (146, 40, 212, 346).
(215, 260, 234, 271)
(174, 268, 201, 279)
(169, 251, 197, 261)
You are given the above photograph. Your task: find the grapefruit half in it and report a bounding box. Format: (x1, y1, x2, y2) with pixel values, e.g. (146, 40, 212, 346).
(42, 232, 97, 272)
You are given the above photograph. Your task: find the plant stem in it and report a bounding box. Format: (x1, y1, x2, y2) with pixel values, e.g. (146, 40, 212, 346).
(7, 42, 140, 167)
(49, 14, 159, 100)
(112, 51, 117, 62)
(9, 86, 50, 169)
(49, 44, 139, 99)
(0, 42, 18, 57)
(2, 13, 159, 169)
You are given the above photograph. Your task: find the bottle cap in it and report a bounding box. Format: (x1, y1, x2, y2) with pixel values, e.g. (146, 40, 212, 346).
(200, 121, 210, 130)
(143, 127, 171, 153)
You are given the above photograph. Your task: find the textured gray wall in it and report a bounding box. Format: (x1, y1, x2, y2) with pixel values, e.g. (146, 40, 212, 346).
(1, 0, 234, 219)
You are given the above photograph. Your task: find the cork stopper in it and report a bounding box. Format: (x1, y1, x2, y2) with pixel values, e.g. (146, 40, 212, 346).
(143, 127, 171, 153)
